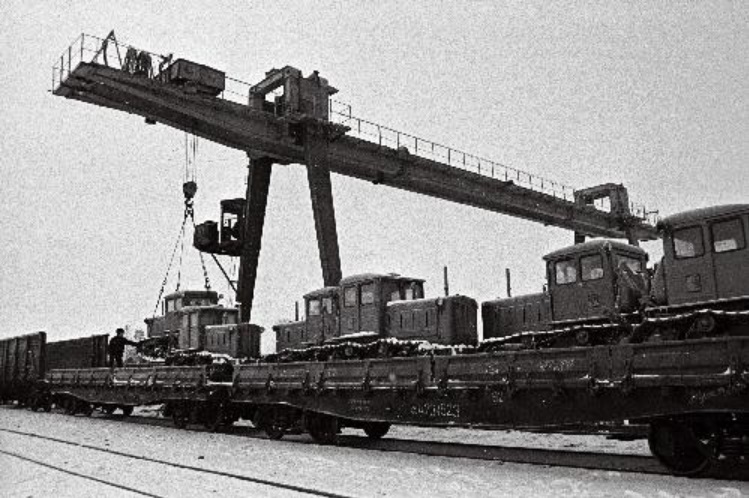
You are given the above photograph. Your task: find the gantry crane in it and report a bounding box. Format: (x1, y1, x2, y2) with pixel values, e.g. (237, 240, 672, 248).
(52, 33, 658, 323)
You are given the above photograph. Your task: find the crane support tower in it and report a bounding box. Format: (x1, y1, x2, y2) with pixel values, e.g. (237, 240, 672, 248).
(52, 33, 658, 321)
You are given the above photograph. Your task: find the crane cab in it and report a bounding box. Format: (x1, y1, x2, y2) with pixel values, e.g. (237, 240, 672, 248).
(193, 198, 245, 256)
(658, 204, 749, 306)
(544, 240, 648, 323)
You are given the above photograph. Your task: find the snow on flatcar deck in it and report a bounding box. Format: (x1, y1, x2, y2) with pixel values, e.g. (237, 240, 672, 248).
(1, 406, 746, 498)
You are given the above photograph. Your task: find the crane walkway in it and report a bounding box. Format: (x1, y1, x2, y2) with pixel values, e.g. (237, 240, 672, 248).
(51, 33, 657, 241)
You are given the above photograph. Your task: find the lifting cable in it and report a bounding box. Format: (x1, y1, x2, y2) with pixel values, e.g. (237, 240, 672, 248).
(150, 134, 212, 316)
(209, 253, 237, 294)
(175, 220, 185, 292)
(151, 218, 188, 317)
(183, 132, 211, 292)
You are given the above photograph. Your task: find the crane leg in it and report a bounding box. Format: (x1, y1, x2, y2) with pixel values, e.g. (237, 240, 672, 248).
(307, 164, 342, 287)
(237, 156, 273, 323)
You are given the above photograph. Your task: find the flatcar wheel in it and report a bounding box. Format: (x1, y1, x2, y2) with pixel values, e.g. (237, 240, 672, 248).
(120, 405, 134, 417)
(172, 405, 190, 429)
(257, 407, 286, 440)
(648, 419, 712, 476)
(204, 404, 226, 433)
(63, 398, 77, 415)
(264, 422, 285, 440)
(29, 395, 42, 412)
(308, 414, 339, 445)
(35, 394, 52, 413)
(102, 405, 116, 415)
(362, 422, 391, 440)
(81, 403, 93, 417)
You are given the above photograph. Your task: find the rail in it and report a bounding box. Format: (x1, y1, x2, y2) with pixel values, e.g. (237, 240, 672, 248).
(52, 33, 657, 225)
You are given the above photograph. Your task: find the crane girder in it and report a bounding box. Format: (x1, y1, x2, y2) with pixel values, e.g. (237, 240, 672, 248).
(54, 62, 657, 241)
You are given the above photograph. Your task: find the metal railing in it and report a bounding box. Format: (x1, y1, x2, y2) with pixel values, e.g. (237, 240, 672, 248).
(329, 99, 658, 224)
(52, 33, 262, 107)
(52, 33, 657, 225)
(329, 100, 575, 202)
(52, 33, 168, 92)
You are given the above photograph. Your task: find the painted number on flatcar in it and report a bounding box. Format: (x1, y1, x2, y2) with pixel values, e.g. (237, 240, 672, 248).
(409, 402, 460, 419)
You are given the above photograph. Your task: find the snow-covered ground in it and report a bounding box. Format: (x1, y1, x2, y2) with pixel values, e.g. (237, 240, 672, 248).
(379, 425, 650, 456)
(1, 406, 746, 497)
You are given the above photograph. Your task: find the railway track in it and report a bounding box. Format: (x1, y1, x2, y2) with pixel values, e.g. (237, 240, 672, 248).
(111, 412, 749, 479)
(0, 424, 352, 498)
(0, 448, 164, 498)
(5, 405, 746, 481)
(117, 413, 663, 474)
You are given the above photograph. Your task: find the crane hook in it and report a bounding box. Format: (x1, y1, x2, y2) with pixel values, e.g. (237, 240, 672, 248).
(183, 181, 198, 202)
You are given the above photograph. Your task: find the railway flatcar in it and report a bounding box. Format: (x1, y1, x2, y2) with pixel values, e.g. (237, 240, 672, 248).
(273, 273, 478, 353)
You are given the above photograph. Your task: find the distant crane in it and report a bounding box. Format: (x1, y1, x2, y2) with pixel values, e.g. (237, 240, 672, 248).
(52, 33, 658, 323)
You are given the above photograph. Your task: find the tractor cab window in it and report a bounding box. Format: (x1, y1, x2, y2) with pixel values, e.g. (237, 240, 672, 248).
(361, 283, 375, 305)
(711, 218, 745, 253)
(308, 298, 321, 316)
(390, 290, 401, 302)
(322, 297, 334, 314)
(343, 286, 357, 307)
(555, 259, 577, 285)
(403, 282, 423, 300)
(165, 298, 181, 313)
(615, 254, 643, 273)
(581, 255, 604, 281)
(673, 226, 704, 259)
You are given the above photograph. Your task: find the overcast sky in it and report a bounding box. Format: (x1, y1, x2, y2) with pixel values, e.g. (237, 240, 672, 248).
(1, 1, 747, 350)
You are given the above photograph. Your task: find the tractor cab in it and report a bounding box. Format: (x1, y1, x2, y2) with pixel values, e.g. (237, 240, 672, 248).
(145, 290, 240, 351)
(657, 204, 749, 305)
(338, 273, 425, 339)
(303, 286, 339, 344)
(193, 198, 244, 256)
(544, 240, 648, 323)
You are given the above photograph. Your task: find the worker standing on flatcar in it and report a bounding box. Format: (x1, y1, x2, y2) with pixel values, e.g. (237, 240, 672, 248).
(108, 328, 139, 368)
